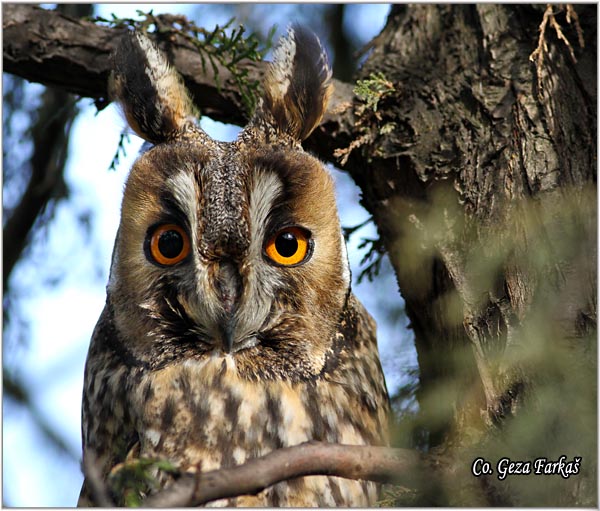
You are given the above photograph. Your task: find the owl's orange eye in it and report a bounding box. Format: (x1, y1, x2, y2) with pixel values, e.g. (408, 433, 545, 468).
(265, 227, 311, 266)
(149, 224, 190, 266)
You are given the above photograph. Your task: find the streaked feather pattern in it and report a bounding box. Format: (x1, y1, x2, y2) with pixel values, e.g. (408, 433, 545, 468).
(80, 24, 389, 508)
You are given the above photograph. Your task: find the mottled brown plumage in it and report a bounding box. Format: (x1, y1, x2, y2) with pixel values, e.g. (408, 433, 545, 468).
(80, 25, 389, 507)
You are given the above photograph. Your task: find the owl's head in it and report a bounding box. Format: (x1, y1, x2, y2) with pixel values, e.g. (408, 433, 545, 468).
(107, 26, 351, 379)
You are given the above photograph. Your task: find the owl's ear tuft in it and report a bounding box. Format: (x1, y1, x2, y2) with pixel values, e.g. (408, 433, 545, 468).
(109, 31, 198, 144)
(258, 25, 333, 142)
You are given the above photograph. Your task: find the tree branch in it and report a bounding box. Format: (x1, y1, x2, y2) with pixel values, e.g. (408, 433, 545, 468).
(2, 86, 76, 293)
(3, 6, 111, 102)
(143, 441, 428, 507)
(3, 3, 93, 293)
(2, 4, 355, 135)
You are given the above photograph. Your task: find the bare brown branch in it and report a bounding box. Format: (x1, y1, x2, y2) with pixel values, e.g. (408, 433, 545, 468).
(3, 6, 112, 101)
(144, 441, 426, 507)
(2, 4, 245, 123)
(2, 4, 354, 133)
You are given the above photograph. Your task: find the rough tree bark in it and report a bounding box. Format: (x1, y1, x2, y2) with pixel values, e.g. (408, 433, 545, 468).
(3, 4, 596, 506)
(335, 4, 596, 506)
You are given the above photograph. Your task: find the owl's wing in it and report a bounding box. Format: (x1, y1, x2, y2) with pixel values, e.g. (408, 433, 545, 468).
(78, 303, 139, 506)
(326, 292, 391, 445)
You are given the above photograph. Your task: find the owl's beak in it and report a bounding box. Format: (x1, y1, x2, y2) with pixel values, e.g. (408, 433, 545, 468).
(215, 260, 242, 353)
(222, 318, 235, 354)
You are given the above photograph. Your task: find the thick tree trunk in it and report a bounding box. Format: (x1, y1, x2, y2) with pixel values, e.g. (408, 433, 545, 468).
(338, 4, 596, 505)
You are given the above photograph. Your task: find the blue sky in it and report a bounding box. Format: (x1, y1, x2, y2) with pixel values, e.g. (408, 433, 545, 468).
(3, 4, 417, 506)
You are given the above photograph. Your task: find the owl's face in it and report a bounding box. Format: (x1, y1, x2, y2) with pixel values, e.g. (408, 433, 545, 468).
(107, 27, 350, 380)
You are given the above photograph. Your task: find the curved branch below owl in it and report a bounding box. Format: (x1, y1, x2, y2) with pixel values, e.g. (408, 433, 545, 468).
(143, 441, 427, 507)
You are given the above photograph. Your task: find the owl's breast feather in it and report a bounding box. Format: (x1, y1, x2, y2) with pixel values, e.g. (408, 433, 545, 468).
(128, 353, 382, 505)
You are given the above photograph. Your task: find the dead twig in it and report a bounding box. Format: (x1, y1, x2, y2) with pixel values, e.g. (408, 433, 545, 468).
(565, 4, 585, 49)
(529, 4, 585, 93)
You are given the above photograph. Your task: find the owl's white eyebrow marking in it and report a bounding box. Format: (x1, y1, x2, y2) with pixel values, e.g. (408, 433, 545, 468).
(248, 170, 283, 254)
(166, 169, 198, 243)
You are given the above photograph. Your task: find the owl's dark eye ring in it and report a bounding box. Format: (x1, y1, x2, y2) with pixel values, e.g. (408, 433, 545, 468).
(264, 226, 312, 266)
(148, 223, 190, 266)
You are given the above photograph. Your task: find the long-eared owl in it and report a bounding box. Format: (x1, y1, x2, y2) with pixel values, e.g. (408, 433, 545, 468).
(79, 24, 389, 507)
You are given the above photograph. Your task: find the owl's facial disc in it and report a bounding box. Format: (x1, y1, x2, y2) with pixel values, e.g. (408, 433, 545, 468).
(115, 141, 350, 362)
